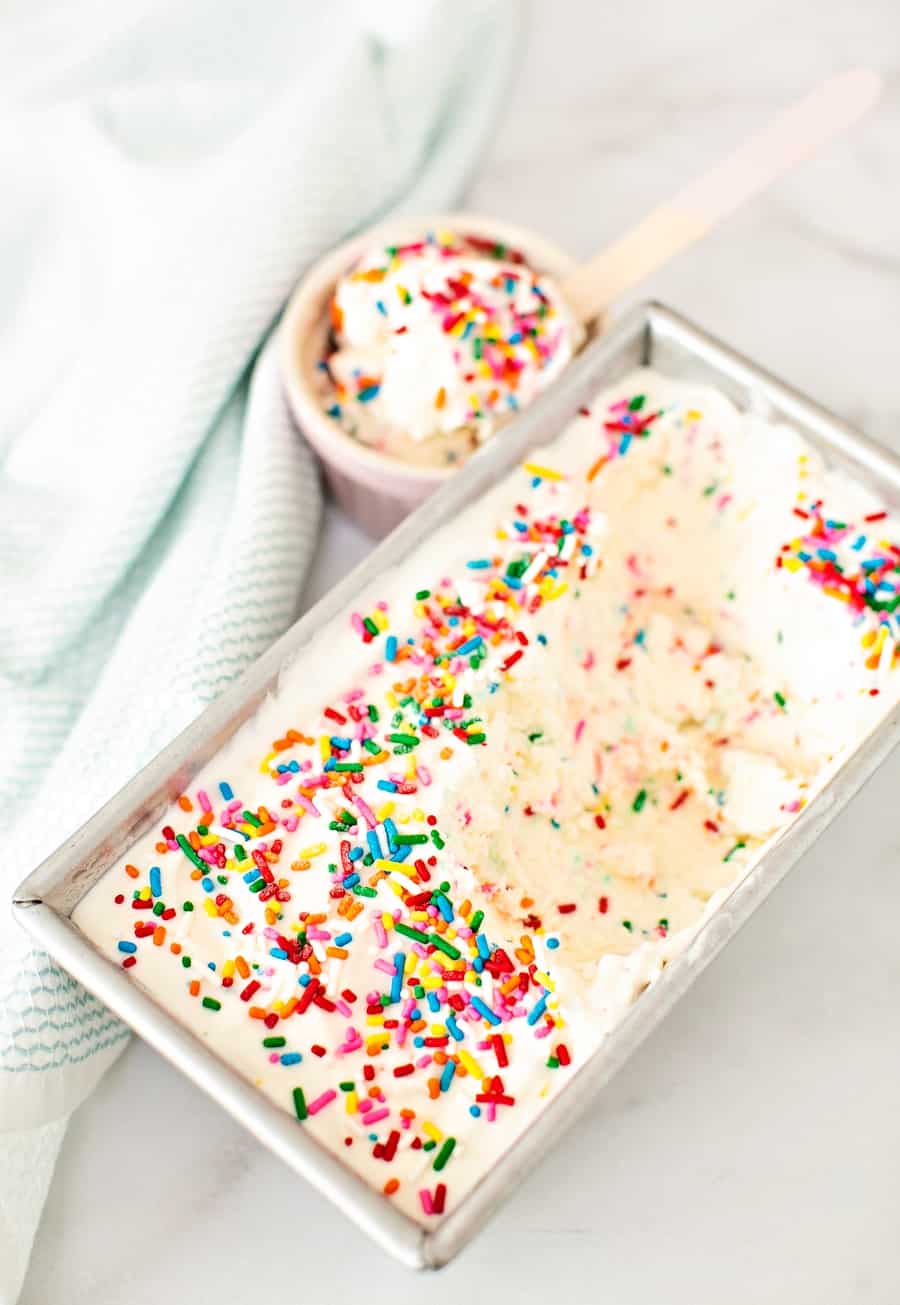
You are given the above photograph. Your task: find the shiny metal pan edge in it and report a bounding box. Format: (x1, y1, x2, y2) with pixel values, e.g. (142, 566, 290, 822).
(13, 301, 900, 1268)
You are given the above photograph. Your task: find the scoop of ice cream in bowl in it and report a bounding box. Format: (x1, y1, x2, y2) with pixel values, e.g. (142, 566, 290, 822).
(280, 215, 585, 536)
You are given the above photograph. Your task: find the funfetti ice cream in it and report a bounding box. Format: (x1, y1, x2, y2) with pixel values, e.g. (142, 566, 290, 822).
(74, 369, 900, 1227)
(316, 229, 583, 467)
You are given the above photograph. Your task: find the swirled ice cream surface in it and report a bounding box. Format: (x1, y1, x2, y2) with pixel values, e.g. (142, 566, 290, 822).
(75, 368, 900, 1226)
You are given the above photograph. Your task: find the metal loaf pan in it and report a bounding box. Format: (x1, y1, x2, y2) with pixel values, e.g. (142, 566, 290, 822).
(13, 303, 900, 1268)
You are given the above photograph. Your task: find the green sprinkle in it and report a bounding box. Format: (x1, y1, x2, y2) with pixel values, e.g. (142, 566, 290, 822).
(429, 934, 461, 960)
(263, 1036, 286, 1048)
(415, 589, 431, 601)
(368, 704, 380, 722)
(622, 920, 633, 932)
(465, 732, 486, 745)
(182, 900, 194, 912)
(394, 923, 430, 944)
(433, 1137, 456, 1171)
(632, 788, 648, 813)
(181, 956, 192, 968)
(395, 833, 428, 845)
(339, 1081, 355, 1092)
(176, 834, 205, 870)
(628, 394, 645, 411)
(774, 691, 787, 710)
(423, 1139, 437, 1152)
(202, 997, 221, 1011)
(546, 1056, 560, 1069)
(431, 829, 445, 849)
(332, 762, 363, 772)
(702, 483, 717, 497)
(363, 617, 379, 636)
(528, 731, 543, 742)
(388, 732, 419, 747)
(293, 1087, 308, 1121)
(152, 901, 165, 916)
(242, 810, 262, 828)
(234, 845, 247, 862)
(352, 885, 377, 898)
(469, 909, 484, 933)
(723, 841, 747, 863)
(362, 738, 382, 755)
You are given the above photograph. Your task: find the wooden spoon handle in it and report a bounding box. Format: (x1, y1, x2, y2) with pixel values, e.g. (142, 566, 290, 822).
(561, 68, 882, 324)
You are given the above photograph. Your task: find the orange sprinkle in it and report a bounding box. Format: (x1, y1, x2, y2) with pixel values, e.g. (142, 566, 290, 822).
(384, 1178, 400, 1196)
(125, 864, 140, 879)
(169, 942, 182, 955)
(189, 980, 200, 997)
(235, 955, 250, 979)
(152, 926, 166, 947)
(326, 946, 349, 959)
(177, 795, 193, 812)
(587, 455, 607, 482)
(427, 1077, 441, 1100)
(434, 386, 447, 410)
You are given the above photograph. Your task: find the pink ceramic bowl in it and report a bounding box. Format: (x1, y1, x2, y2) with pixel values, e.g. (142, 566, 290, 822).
(279, 213, 578, 538)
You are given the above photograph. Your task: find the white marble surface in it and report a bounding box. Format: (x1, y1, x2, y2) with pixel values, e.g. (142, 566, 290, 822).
(21, 3, 900, 1301)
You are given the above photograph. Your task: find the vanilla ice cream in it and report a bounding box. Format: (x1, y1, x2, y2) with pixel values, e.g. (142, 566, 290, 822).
(75, 369, 900, 1225)
(316, 229, 582, 466)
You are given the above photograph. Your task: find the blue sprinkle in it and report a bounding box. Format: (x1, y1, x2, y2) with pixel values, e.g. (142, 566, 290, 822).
(280, 1053, 302, 1066)
(466, 559, 492, 570)
(476, 934, 490, 960)
(201, 876, 214, 893)
(299, 973, 311, 987)
(377, 780, 397, 792)
(440, 1060, 457, 1091)
(334, 932, 352, 947)
(149, 866, 161, 898)
(446, 1014, 463, 1042)
(469, 1104, 482, 1118)
(435, 893, 454, 923)
(390, 952, 405, 1004)
(219, 781, 234, 800)
(427, 990, 440, 1013)
(375, 299, 387, 317)
(348, 846, 364, 862)
(527, 994, 548, 1026)
(546, 937, 560, 950)
(366, 830, 383, 860)
(456, 636, 483, 656)
(470, 996, 501, 1026)
(390, 843, 412, 863)
(385, 636, 398, 662)
(383, 818, 399, 852)
(270, 948, 288, 961)
(330, 735, 351, 750)
(413, 1035, 425, 1048)
(243, 868, 258, 884)
(117, 941, 137, 954)
(536, 633, 548, 645)
(343, 873, 360, 889)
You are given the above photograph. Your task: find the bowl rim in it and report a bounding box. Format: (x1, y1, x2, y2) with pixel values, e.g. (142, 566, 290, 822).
(279, 211, 578, 488)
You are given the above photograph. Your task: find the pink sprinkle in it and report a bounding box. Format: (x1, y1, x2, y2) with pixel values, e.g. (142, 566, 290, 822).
(351, 613, 365, 637)
(166, 838, 178, 851)
(534, 1022, 553, 1039)
(307, 927, 330, 941)
(344, 688, 365, 703)
(373, 919, 388, 948)
(366, 1107, 390, 1125)
(418, 766, 432, 787)
(268, 1053, 280, 1064)
(197, 790, 212, 813)
(574, 718, 586, 742)
(306, 1089, 337, 1116)
(374, 959, 397, 976)
(416, 1054, 432, 1069)
(353, 795, 377, 829)
(296, 794, 320, 818)
(335, 999, 352, 1018)
(716, 493, 733, 512)
(282, 816, 299, 832)
(419, 1190, 434, 1216)
(486, 1103, 497, 1123)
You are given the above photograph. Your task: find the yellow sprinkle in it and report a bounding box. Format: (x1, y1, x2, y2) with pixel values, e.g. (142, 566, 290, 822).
(203, 900, 217, 917)
(376, 859, 420, 880)
(299, 843, 327, 860)
(366, 1014, 386, 1027)
(381, 912, 395, 931)
(376, 801, 396, 821)
(458, 1049, 484, 1080)
(366, 1036, 390, 1053)
(422, 1121, 443, 1143)
(345, 1091, 358, 1114)
(319, 736, 330, 761)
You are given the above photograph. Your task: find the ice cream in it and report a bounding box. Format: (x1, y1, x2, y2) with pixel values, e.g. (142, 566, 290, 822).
(316, 229, 583, 466)
(74, 369, 900, 1227)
